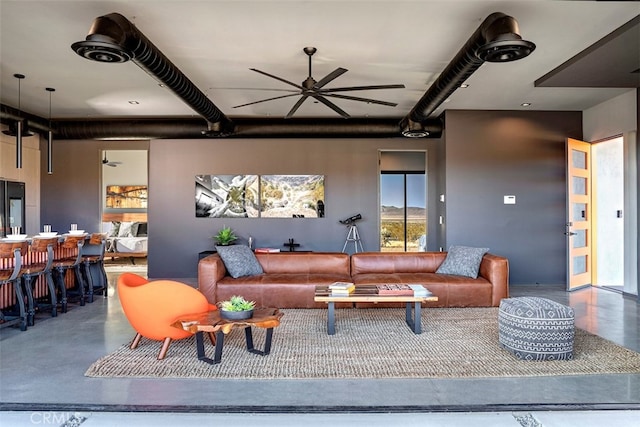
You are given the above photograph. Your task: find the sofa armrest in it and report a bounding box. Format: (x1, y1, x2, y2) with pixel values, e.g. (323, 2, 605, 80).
(197, 254, 227, 304)
(478, 253, 509, 306)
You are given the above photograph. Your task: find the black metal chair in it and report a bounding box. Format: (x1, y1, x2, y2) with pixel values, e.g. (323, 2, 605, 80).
(0, 241, 29, 331)
(51, 235, 86, 313)
(80, 233, 108, 302)
(21, 237, 58, 324)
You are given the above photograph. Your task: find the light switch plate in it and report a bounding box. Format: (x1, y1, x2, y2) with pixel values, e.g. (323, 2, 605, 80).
(504, 195, 516, 205)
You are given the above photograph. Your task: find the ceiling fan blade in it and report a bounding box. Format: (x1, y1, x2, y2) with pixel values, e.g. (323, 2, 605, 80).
(233, 93, 301, 109)
(320, 84, 405, 93)
(250, 68, 304, 90)
(323, 93, 398, 107)
(313, 95, 350, 119)
(313, 67, 348, 89)
(284, 95, 309, 119)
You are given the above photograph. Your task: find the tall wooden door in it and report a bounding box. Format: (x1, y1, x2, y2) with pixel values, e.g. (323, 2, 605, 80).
(566, 138, 593, 290)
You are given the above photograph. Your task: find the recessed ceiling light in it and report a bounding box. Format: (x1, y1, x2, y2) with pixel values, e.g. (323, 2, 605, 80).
(128, 100, 140, 105)
(521, 102, 531, 107)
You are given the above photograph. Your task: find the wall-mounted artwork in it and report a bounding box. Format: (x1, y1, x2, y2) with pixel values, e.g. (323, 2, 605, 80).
(260, 175, 324, 218)
(195, 175, 259, 218)
(106, 185, 148, 209)
(195, 175, 324, 218)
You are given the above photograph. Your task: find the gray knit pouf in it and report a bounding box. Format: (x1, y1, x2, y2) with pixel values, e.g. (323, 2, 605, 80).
(498, 297, 575, 361)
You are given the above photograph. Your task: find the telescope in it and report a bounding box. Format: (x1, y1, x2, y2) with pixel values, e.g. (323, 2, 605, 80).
(339, 213, 362, 225)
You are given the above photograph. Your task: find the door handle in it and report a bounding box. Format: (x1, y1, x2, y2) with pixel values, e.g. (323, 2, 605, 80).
(564, 231, 577, 236)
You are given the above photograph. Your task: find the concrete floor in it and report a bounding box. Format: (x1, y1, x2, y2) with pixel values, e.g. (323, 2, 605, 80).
(0, 268, 638, 426)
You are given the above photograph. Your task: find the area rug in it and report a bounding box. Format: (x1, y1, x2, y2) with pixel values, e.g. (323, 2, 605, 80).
(85, 308, 640, 379)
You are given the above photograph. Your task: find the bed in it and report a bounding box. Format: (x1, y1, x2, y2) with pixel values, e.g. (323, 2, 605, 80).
(102, 212, 148, 261)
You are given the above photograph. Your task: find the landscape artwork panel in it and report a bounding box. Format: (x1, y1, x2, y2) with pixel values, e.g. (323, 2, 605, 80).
(260, 175, 325, 218)
(106, 185, 148, 209)
(195, 175, 259, 218)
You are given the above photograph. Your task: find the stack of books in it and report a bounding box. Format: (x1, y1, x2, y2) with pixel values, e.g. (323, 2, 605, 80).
(329, 281, 355, 295)
(376, 284, 414, 295)
(254, 248, 280, 253)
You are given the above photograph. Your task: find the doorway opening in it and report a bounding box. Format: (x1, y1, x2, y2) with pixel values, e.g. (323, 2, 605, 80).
(379, 151, 427, 252)
(593, 136, 624, 292)
(100, 149, 149, 270)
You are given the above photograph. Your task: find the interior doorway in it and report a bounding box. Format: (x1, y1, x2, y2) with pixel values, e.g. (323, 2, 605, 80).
(593, 136, 624, 291)
(379, 151, 427, 252)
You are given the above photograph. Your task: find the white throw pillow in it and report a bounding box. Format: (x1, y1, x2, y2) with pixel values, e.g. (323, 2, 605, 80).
(117, 221, 139, 237)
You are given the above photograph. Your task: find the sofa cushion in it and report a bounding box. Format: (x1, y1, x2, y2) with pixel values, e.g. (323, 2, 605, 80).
(436, 245, 489, 278)
(216, 245, 264, 278)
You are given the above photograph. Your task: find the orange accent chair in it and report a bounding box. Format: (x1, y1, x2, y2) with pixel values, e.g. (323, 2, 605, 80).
(117, 272, 217, 360)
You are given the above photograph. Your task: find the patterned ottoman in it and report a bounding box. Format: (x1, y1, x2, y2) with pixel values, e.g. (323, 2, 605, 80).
(498, 297, 575, 361)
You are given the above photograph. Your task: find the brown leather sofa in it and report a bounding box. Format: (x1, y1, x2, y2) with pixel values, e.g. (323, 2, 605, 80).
(198, 252, 352, 308)
(198, 251, 509, 309)
(350, 252, 508, 307)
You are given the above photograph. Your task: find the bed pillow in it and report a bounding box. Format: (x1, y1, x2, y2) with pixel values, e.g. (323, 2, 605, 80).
(135, 222, 148, 237)
(436, 245, 489, 278)
(215, 245, 264, 278)
(117, 221, 139, 237)
(107, 221, 121, 237)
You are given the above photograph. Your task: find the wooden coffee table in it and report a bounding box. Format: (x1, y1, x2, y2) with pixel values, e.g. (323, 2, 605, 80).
(314, 285, 438, 335)
(172, 307, 283, 364)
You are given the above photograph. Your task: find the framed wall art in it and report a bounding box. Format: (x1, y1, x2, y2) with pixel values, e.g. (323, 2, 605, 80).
(260, 175, 324, 218)
(106, 185, 148, 209)
(195, 175, 259, 218)
(195, 174, 324, 218)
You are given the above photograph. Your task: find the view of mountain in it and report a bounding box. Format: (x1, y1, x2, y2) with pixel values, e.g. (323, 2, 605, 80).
(380, 205, 426, 219)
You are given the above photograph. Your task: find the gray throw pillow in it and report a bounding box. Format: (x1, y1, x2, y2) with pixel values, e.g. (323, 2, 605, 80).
(436, 245, 489, 278)
(216, 245, 264, 278)
(107, 221, 120, 237)
(117, 221, 139, 237)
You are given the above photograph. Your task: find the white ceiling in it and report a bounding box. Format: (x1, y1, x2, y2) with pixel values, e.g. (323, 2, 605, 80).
(1, 0, 639, 123)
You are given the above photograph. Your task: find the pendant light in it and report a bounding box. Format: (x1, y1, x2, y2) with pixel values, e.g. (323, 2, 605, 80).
(46, 87, 55, 174)
(13, 74, 25, 169)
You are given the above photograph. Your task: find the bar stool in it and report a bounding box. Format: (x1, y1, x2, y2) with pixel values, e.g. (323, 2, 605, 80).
(21, 237, 58, 324)
(0, 241, 29, 331)
(52, 235, 86, 313)
(80, 233, 108, 302)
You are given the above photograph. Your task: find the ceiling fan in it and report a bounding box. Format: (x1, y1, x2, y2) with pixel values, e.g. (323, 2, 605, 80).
(233, 47, 405, 118)
(102, 151, 122, 167)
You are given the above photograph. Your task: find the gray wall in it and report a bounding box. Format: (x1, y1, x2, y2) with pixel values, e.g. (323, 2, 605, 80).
(40, 110, 585, 284)
(40, 140, 149, 233)
(443, 110, 582, 285)
(148, 137, 442, 278)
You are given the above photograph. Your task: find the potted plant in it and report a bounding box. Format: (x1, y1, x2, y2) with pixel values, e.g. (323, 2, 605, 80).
(214, 225, 237, 246)
(218, 295, 256, 320)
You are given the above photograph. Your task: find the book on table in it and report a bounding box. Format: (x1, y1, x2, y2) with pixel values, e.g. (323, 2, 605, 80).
(407, 284, 433, 297)
(376, 284, 414, 296)
(329, 281, 355, 295)
(254, 248, 281, 253)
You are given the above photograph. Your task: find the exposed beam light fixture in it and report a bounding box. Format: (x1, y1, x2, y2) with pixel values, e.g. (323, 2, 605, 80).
(46, 87, 55, 174)
(400, 12, 535, 138)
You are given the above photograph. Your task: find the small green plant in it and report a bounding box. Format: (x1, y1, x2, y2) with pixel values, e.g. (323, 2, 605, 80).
(219, 295, 256, 312)
(214, 225, 237, 245)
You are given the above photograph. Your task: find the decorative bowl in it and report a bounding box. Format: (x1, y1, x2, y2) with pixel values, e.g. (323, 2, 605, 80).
(4, 234, 28, 241)
(39, 232, 58, 237)
(220, 309, 254, 320)
(68, 230, 85, 235)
